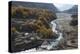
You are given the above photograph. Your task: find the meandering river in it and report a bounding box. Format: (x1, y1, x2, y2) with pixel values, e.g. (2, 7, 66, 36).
(38, 13, 72, 50)
(25, 13, 72, 52)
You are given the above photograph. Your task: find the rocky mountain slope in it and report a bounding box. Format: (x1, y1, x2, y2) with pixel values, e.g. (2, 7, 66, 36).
(10, 1, 59, 13)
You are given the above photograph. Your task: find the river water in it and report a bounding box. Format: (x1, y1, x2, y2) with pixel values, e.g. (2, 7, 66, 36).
(39, 19, 64, 50)
(25, 13, 72, 52)
(38, 13, 73, 50)
(24, 19, 64, 52)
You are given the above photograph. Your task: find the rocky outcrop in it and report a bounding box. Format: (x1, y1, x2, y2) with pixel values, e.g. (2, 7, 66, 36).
(11, 31, 43, 52)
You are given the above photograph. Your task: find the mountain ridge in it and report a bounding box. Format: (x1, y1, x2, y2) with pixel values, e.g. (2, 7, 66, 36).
(10, 1, 59, 13)
(62, 5, 78, 14)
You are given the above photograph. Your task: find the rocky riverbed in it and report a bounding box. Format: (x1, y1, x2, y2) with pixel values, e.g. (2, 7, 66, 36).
(24, 13, 78, 51)
(55, 13, 78, 49)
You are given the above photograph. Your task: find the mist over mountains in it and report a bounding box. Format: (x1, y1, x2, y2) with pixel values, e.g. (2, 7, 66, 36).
(62, 5, 78, 14)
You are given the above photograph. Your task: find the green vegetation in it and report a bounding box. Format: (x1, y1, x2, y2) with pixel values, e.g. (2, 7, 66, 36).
(11, 6, 56, 21)
(11, 6, 57, 39)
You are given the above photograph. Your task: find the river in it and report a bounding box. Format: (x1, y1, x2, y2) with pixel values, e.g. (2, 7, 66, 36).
(25, 13, 72, 51)
(37, 13, 72, 50)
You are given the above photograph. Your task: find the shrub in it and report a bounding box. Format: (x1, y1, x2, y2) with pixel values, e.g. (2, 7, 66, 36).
(11, 6, 57, 39)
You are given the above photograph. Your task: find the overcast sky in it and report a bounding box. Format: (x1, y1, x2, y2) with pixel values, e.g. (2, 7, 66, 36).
(53, 4, 74, 11)
(51, 0, 77, 11)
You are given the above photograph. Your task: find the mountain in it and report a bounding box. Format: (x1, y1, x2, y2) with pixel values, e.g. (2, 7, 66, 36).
(10, 1, 59, 13)
(63, 5, 78, 15)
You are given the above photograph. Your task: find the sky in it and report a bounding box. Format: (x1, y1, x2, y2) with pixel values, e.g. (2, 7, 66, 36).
(53, 4, 74, 11)
(11, 0, 78, 11)
(51, 0, 77, 11)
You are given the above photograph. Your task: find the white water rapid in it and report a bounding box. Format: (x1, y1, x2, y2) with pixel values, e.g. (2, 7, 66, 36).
(40, 20, 64, 50)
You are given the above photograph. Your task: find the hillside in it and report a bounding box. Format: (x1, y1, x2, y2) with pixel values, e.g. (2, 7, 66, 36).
(63, 5, 78, 15)
(10, 1, 59, 13)
(11, 5, 57, 39)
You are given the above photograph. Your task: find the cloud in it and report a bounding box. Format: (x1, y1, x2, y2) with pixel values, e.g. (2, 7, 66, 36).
(53, 3, 74, 11)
